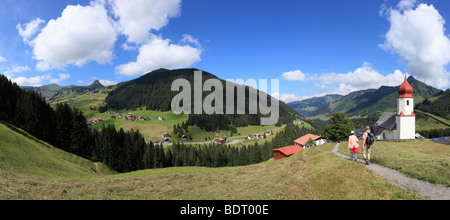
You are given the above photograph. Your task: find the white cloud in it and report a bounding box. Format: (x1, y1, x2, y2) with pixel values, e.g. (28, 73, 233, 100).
(32, 1, 117, 70)
(397, 0, 417, 11)
(115, 35, 202, 76)
(281, 70, 307, 82)
(380, 3, 450, 88)
(180, 34, 201, 47)
(3, 65, 31, 76)
(8, 73, 70, 86)
(49, 73, 71, 84)
(109, 0, 181, 44)
(99, 79, 118, 86)
(0, 56, 7, 63)
(318, 63, 405, 95)
(8, 75, 46, 86)
(16, 18, 46, 45)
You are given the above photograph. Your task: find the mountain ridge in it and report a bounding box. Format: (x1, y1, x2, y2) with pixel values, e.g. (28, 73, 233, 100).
(288, 76, 442, 120)
(104, 68, 302, 127)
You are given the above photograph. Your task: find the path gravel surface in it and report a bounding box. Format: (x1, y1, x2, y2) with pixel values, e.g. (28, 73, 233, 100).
(332, 143, 450, 200)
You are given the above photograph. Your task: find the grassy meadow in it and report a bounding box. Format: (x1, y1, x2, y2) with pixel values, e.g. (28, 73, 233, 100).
(0, 122, 421, 200)
(338, 140, 450, 186)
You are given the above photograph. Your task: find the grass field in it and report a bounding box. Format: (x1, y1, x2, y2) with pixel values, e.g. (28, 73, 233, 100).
(338, 140, 450, 186)
(0, 122, 421, 200)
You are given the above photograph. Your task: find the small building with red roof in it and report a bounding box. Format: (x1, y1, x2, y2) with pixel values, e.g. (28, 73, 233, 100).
(273, 145, 304, 160)
(294, 134, 326, 148)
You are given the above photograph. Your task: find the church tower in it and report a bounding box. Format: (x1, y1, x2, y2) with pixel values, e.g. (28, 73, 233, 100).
(395, 73, 416, 139)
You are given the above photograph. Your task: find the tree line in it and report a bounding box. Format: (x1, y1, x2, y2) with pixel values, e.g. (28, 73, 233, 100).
(417, 128, 450, 139)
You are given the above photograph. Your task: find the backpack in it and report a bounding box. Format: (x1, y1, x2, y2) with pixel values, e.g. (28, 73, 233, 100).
(366, 132, 375, 145)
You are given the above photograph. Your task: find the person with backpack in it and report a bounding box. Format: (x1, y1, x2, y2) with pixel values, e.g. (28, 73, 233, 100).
(362, 126, 375, 165)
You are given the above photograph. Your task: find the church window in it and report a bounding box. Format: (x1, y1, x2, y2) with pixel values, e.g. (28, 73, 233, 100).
(407, 100, 410, 106)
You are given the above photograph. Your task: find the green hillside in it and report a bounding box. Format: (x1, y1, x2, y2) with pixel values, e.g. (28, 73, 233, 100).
(0, 121, 419, 200)
(104, 68, 301, 127)
(416, 89, 450, 121)
(0, 122, 99, 178)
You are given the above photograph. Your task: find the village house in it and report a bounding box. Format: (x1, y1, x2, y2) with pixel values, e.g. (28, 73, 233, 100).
(294, 134, 326, 148)
(162, 133, 171, 138)
(272, 145, 304, 160)
(87, 118, 103, 126)
(214, 137, 228, 144)
(156, 137, 172, 146)
(157, 116, 165, 121)
(248, 134, 256, 140)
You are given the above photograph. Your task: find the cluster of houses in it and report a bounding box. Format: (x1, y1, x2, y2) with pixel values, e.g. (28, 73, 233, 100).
(87, 112, 166, 126)
(247, 130, 273, 140)
(107, 111, 166, 122)
(272, 134, 326, 160)
(109, 112, 152, 121)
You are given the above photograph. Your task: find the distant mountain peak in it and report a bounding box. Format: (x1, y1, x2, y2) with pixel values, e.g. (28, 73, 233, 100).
(89, 80, 104, 88)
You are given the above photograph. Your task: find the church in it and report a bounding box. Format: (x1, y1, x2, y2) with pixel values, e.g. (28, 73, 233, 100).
(373, 74, 416, 140)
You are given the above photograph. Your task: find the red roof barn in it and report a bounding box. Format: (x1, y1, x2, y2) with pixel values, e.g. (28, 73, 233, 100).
(272, 145, 304, 160)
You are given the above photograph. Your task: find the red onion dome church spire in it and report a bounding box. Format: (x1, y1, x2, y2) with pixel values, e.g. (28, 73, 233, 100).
(398, 74, 414, 98)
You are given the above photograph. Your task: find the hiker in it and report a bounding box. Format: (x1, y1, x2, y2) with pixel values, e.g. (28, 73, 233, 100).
(348, 131, 360, 161)
(362, 126, 375, 165)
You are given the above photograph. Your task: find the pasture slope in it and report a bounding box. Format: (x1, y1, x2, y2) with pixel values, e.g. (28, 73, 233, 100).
(0, 122, 420, 200)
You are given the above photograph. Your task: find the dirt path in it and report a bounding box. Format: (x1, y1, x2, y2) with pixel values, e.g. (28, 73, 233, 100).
(332, 143, 450, 200)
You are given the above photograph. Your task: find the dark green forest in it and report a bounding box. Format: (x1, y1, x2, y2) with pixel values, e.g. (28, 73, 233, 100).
(416, 89, 450, 120)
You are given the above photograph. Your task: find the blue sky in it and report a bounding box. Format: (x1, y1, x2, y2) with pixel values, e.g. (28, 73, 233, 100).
(1, 0, 449, 103)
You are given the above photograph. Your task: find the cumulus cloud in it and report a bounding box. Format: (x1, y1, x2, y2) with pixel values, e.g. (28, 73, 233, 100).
(180, 34, 201, 47)
(7, 73, 70, 86)
(99, 79, 118, 86)
(17, 0, 203, 79)
(281, 70, 308, 82)
(8, 75, 46, 86)
(0, 56, 6, 63)
(32, 1, 117, 70)
(115, 35, 202, 76)
(380, 2, 450, 88)
(50, 73, 71, 84)
(16, 18, 46, 45)
(109, 0, 181, 44)
(397, 0, 417, 11)
(3, 65, 31, 76)
(318, 63, 405, 94)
